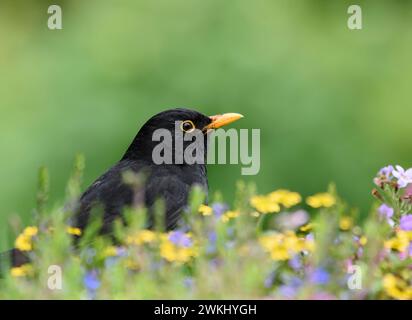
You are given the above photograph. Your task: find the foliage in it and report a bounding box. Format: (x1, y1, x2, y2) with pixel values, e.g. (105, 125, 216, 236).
(1, 158, 411, 300)
(2, 1, 412, 247)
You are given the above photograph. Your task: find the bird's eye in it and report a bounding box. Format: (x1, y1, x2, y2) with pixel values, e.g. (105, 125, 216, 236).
(180, 120, 195, 133)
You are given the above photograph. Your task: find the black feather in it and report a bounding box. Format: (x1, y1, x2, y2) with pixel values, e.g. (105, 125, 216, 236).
(75, 108, 211, 233)
(2, 108, 212, 268)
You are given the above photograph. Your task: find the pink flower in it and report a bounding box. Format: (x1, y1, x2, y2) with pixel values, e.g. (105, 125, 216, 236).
(404, 184, 412, 198)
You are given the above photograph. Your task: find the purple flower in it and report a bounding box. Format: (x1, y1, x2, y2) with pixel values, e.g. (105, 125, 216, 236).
(276, 210, 309, 230)
(310, 268, 330, 285)
(289, 276, 303, 287)
(209, 231, 217, 243)
(357, 247, 363, 258)
(211, 203, 228, 217)
(288, 255, 302, 270)
(278, 285, 297, 299)
(400, 214, 412, 231)
(168, 231, 193, 247)
(183, 277, 194, 289)
(277, 277, 302, 298)
(83, 270, 100, 291)
(209, 258, 222, 269)
(116, 247, 128, 257)
(264, 272, 275, 288)
(378, 204, 394, 218)
(392, 165, 412, 188)
(379, 165, 394, 178)
(378, 204, 395, 227)
(306, 233, 314, 242)
(206, 231, 217, 254)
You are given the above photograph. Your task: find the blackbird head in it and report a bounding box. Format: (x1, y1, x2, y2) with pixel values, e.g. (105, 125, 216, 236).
(122, 108, 243, 163)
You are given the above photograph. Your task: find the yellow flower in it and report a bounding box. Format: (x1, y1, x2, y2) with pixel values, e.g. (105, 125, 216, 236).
(10, 264, 34, 277)
(159, 241, 197, 263)
(250, 195, 280, 214)
(198, 204, 213, 216)
(259, 234, 280, 251)
(251, 190, 301, 214)
(383, 274, 412, 300)
(126, 230, 157, 245)
(66, 227, 82, 236)
(269, 189, 302, 208)
(384, 231, 412, 253)
(304, 237, 316, 252)
(359, 236, 368, 246)
(14, 226, 38, 252)
(23, 226, 38, 237)
(300, 223, 313, 232)
(284, 231, 306, 251)
(271, 246, 290, 261)
(259, 231, 311, 261)
(221, 210, 239, 223)
(339, 217, 353, 231)
(15, 234, 33, 251)
(306, 193, 336, 208)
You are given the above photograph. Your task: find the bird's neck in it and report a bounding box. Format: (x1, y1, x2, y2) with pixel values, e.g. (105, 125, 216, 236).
(122, 136, 209, 166)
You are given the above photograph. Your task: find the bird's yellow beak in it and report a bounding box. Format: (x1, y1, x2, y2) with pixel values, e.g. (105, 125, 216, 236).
(204, 113, 244, 130)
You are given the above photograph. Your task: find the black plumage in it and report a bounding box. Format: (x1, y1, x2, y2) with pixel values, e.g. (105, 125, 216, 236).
(75, 108, 212, 232)
(2, 108, 243, 268)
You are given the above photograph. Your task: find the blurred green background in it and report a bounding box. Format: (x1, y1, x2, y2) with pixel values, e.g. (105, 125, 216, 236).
(1, 0, 412, 250)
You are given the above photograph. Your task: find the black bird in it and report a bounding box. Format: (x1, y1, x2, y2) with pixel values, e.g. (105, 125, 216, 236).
(2, 108, 243, 268)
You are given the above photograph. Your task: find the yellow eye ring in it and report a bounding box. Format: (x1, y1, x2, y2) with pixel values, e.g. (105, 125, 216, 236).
(180, 120, 195, 133)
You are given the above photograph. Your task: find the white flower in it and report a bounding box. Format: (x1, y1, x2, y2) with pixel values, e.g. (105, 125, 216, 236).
(392, 165, 412, 188)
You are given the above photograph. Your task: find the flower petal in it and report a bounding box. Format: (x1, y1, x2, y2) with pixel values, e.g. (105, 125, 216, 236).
(395, 165, 404, 173)
(404, 168, 412, 178)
